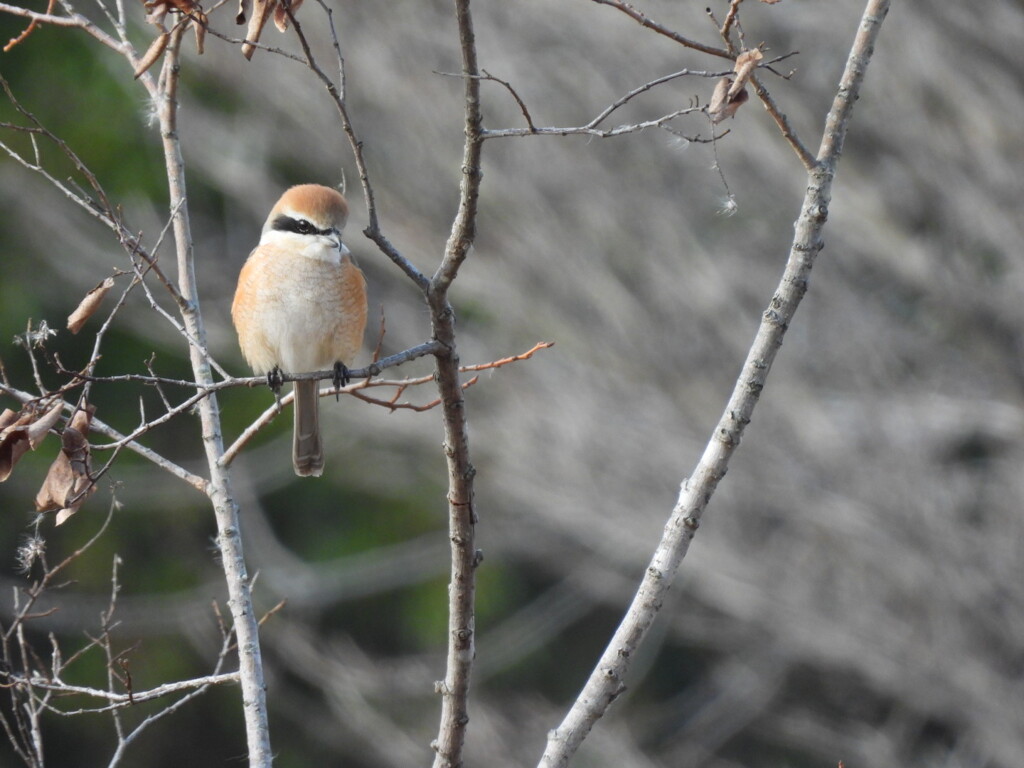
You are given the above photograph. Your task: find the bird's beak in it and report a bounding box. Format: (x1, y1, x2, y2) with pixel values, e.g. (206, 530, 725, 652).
(324, 228, 342, 250)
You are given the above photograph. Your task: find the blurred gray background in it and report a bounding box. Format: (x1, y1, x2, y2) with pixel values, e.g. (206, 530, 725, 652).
(1, 1, 1023, 766)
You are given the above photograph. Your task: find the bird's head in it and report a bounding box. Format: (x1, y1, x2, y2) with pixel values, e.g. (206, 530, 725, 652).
(261, 184, 349, 251)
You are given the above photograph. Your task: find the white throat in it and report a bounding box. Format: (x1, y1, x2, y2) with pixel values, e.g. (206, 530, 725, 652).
(259, 229, 348, 264)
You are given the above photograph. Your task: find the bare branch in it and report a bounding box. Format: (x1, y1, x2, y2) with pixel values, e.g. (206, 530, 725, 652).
(221, 340, 548, 463)
(479, 69, 537, 132)
(280, 0, 430, 290)
(476, 66, 719, 139)
(538, 1, 892, 764)
(1, 381, 209, 491)
(750, 72, 816, 170)
(3, 0, 54, 51)
(0, 76, 186, 307)
(152, 26, 273, 765)
(0, 0, 126, 51)
(5, 672, 240, 711)
(429, 1, 483, 765)
(590, 0, 732, 60)
(483, 105, 703, 140)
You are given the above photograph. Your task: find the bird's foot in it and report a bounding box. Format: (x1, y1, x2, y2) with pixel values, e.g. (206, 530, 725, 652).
(332, 362, 350, 401)
(267, 367, 284, 404)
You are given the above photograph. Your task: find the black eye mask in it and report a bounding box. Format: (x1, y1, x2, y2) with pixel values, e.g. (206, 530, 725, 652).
(272, 214, 338, 238)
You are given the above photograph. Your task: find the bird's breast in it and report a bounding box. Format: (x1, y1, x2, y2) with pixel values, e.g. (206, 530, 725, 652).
(232, 243, 367, 374)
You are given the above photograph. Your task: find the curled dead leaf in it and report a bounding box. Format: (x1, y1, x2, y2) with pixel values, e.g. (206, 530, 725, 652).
(0, 410, 32, 482)
(144, 0, 169, 26)
(194, 16, 206, 54)
(35, 406, 96, 525)
(273, 0, 302, 32)
(27, 402, 64, 449)
(67, 277, 115, 333)
(730, 48, 764, 99)
(0, 402, 63, 482)
(709, 76, 750, 124)
(134, 31, 170, 79)
(0, 410, 20, 431)
(237, 0, 301, 58)
(143, 0, 204, 20)
(238, 0, 275, 59)
(139, 0, 208, 66)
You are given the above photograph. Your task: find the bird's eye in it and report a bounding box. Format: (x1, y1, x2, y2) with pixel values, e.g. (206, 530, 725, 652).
(295, 219, 316, 235)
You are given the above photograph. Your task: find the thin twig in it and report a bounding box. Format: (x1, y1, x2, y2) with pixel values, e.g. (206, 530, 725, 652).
(221, 341, 549, 464)
(79, 273, 142, 408)
(285, 0, 429, 290)
(0, 381, 210, 490)
(483, 105, 703, 140)
(479, 69, 536, 131)
(470, 66, 721, 139)
(3, 0, 53, 50)
(3, 502, 116, 644)
(711, 1, 817, 169)
(0, 0, 127, 53)
(591, 0, 732, 60)
(5, 672, 240, 711)
(720, 0, 743, 45)
(54, 337, 443, 393)
(0, 76, 185, 306)
(750, 72, 816, 170)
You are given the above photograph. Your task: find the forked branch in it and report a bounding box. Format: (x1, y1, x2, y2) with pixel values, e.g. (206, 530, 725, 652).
(538, 1, 891, 765)
(429, 1, 483, 765)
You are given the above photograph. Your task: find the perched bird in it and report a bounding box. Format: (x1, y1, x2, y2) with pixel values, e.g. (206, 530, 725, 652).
(232, 184, 367, 477)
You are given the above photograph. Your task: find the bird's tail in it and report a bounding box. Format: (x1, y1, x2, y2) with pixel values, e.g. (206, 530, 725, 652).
(292, 379, 324, 477)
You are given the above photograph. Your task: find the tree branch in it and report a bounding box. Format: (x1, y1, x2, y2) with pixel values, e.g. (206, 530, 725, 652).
(750, 72, 817, 170)
(5, 672, 239, 711)
(283, 0, 429, 290)
(0, 382, 209, 492)
(154, 26, 273, 767)
(590, 0, 733, 60)
(538, 1, 891, 764)
(482, 105, 703, 140)
(429, 1, 483, 765)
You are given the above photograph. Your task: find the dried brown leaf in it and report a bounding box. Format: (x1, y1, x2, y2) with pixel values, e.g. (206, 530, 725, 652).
(163, 0, 201, 14)
(67, 277, 115, 333)
(709, 77, 750, 124)
(143, 0, 168, 26)
(240, 0, 277, 59)
(35, 406, 96, 525)
(27, 402, 63, 449)
(272, 0, 302, 32)
(0, 409, 21, 431)
(0, 411, 32, 482)
(142, 0, 199, 25)
(730, 48, 763, 98)
(0, 402, 63, 482)
(237, 0, 298, 57)
(193, 12, 207, 54)
(140, 0, 206, 58)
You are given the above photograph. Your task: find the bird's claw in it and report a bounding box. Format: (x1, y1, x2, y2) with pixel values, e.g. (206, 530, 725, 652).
(267, 367, 284, 404)
(332, 362, 350, 401)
